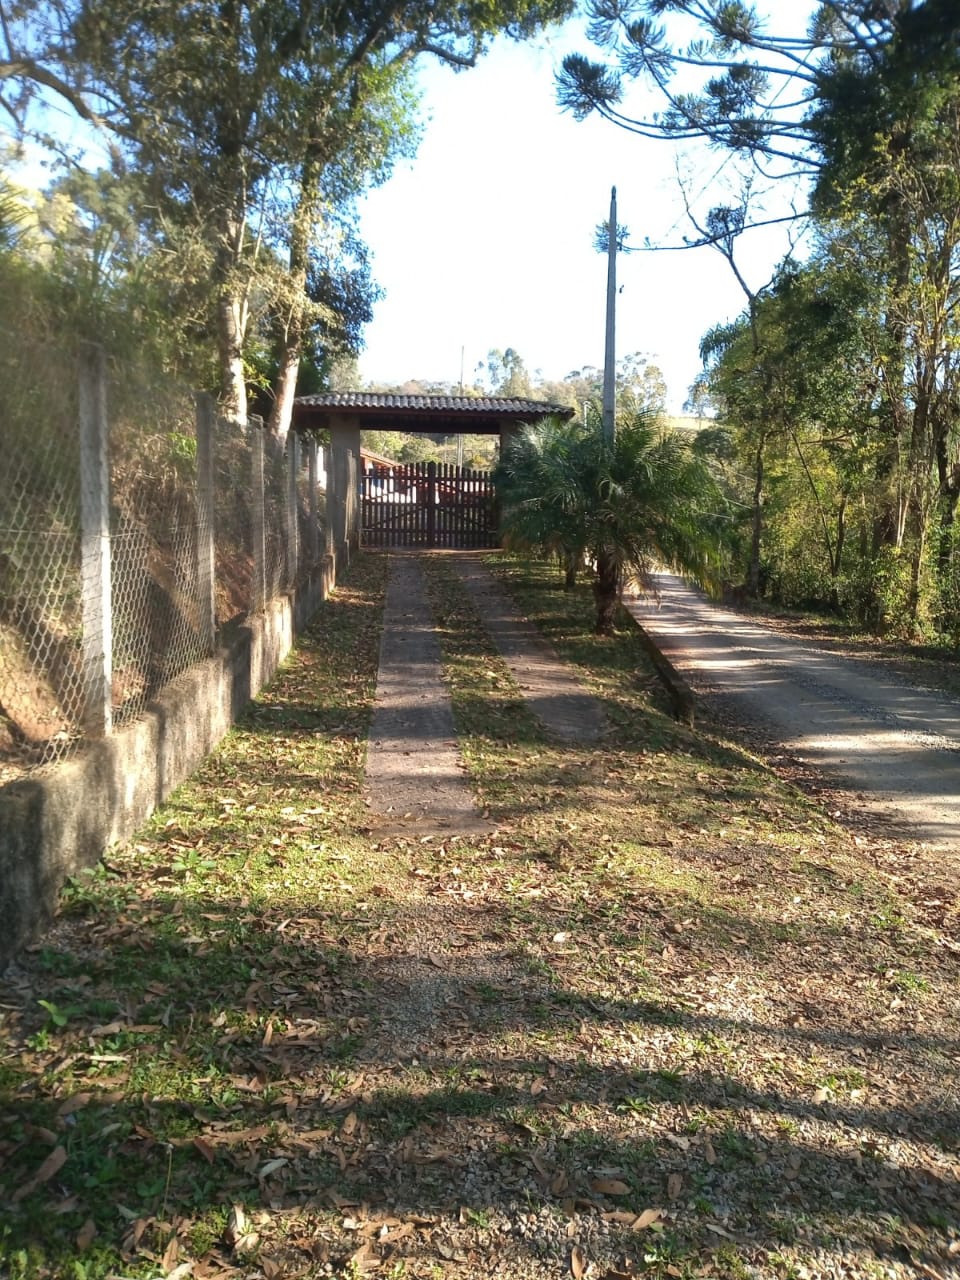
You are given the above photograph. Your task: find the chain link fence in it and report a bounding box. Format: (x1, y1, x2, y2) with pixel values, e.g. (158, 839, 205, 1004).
(0, 340, 328, 782)
(1, 333, 84, 777)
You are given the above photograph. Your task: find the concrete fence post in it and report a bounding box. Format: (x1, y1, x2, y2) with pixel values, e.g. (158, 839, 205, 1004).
(286, 432, 299, 588)
(347, 447, 359, 552)
(323, 444, 334, 557)
(78, 343, 113, 736)
(251, 420, 267, 612)
(195, 394, 217, 654)
(306, 436, 319, 566)
(330, 438, 348, 566)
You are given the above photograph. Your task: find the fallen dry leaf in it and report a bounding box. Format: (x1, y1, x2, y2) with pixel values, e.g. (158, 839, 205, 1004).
(192, 1137, 216, 1164)
(591, 1177, 630, 1197)
(161, 1234, 180, 1273)
(224, 1204, 246, 1248)
(166, 1265, 195, 1280)
(349, 1241, 380, 1273)
(631, 1207, 663, 1231)
(705, 1221, 735, 1239)
(57, 1092, 93, 1117)
(570, 1244, 587, 1278)
(12, 1145, 67, 1202)
(75, 1219, 97, 1250)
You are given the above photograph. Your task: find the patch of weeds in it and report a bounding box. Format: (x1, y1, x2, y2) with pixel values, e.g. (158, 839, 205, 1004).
(169, 846, 218, 879)
(714, 1124, 753, 1162)
(710, 1242, 753, 1278)
(187, 1207, 230, 1257)
(682, 1108, 712, 1134)
(28, 947, 92, 978)
(35, 997, 82, 1028)
(922, 1207, 952, 1230)
(820, 1067, 867, 1093)
(617, 1094, 656, 1118)
(653, 1068, 687, 1101)
(324, 1033, 364, 1063)
(889, 968, 930, 994)
(58, 862, 131, 919)
(870, 906, 906, 932)
(767, 1252, 806, 1279)
(684, 1030, 736, 1063)
(634, 1230, 694, 1276)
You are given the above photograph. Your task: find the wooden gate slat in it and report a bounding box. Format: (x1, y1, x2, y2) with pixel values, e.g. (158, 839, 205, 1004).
(361, 453, 497, 550)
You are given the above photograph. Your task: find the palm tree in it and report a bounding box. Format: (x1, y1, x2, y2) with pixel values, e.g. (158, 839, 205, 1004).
(494, 416, 589, 590)
(496, 411, 725, 634)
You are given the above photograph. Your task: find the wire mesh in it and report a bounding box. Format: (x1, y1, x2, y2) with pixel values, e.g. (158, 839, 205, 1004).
(262, 432, 289, 599)
(296, 439, 317, 581)
(214, 417, 254, 625)
(0, 331, 84, 779)
(1, 346, 330, 781)
(106, 369, 205, 728)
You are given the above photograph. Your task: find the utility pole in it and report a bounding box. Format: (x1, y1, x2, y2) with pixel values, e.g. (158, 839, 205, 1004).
(602, 185, 617, 442)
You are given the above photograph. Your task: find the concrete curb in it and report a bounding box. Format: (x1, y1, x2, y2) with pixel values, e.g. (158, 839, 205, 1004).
(622, 600, 696, 728)
(0, 555, 337, 970)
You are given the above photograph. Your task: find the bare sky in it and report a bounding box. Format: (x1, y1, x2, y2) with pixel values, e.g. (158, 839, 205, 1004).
(357, 13, 813, 412)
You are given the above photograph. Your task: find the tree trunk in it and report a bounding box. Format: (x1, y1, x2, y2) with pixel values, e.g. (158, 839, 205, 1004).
(906, 522, 926, 631)
(936, 435, 960, 581)
(830, 495, 846, 611)
(593, 550, 621, 635)
(217, 289, 248, 421)
(268, 155, 321, 442)
(563, 551, 578, 590)
(872, 216, 912, 557)
(215, 206, 250, 422)
(746, 436, 765, 597)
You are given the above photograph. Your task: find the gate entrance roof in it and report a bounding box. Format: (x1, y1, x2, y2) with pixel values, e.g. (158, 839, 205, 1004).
(293, 392, 573, 435)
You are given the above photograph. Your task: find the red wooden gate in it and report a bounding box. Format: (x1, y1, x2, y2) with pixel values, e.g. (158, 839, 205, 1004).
(360, 460, 498, 549)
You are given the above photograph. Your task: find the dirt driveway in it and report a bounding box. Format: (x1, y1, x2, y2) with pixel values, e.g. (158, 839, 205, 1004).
(629, 574, 960, 848)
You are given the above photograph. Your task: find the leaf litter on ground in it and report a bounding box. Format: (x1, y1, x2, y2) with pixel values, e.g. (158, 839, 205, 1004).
(0, 550, 957, 1280)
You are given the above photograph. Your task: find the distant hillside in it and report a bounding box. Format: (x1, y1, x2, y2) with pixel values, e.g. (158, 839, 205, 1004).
(663, 415, 712, 434)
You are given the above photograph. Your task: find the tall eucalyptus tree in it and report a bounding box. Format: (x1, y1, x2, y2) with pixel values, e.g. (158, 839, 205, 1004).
(57, 0, 574, 423)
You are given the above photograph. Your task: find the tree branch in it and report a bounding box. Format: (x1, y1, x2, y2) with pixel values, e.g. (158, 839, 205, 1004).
(635, 211, 806, 252)
(0, 57, 99, 125)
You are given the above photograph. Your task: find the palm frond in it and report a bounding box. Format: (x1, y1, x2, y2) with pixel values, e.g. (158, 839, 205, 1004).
(496, 408, 731, 622)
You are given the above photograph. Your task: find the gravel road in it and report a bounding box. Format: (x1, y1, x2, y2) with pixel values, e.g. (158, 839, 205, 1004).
(628, 573, 960, 847)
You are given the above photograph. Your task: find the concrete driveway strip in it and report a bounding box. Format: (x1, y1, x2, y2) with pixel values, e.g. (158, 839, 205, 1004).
(628, 574, 960, 847)
(453, 557, 608, 743)
(365, 554, 487, 835)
